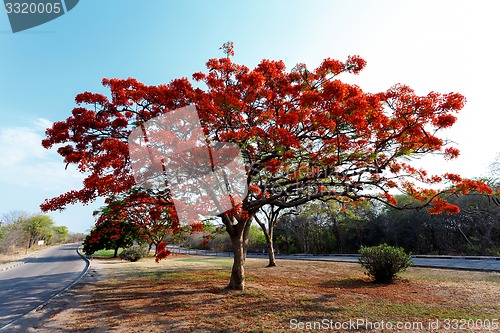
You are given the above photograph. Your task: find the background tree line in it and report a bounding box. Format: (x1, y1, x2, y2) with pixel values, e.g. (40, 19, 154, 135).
(194, 184, 500, 257)
(271, 185, 500, 256)
(85, 157, 500, 259)
(0, 211, 85, 255)
(84, 186, 500, 258)
(239, 157, 500, 257)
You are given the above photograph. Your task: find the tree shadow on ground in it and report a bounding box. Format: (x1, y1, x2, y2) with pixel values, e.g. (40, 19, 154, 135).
(319, 277, 376, 289)
(9, 263, 389, 332)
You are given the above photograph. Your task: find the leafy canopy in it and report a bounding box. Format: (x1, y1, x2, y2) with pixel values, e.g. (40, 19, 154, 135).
(42, 46, 494, 229)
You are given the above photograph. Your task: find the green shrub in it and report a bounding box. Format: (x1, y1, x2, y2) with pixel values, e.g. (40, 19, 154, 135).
(119, 245, 148, 262)
(359, 244, 413, 283)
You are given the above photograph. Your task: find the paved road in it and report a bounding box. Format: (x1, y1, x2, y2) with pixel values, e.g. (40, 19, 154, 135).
(169, 247, 500, 272)
(0, 243, 88, 330)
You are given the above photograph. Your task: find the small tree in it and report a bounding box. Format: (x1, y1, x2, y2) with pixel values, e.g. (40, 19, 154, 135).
(0, 220, 26, 254)
(254, 205, 292, 267)
(359, 243, 413, 283)
(99, 189, 180, 256)
(83, 219, 139, 257)
(52, 226, 69, 243)
(23, 214, 54, 249)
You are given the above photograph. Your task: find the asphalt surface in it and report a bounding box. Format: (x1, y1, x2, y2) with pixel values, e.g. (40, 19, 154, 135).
(0, 243, 88, 330)
(169, 247, 500, 272)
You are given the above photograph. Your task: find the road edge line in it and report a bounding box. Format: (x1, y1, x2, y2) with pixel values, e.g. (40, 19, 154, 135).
(33, 245, 91, 311)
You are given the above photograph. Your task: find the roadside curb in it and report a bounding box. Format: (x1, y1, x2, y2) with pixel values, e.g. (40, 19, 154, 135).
(412, 255, 500, 261)
(0, 261, 26, 272)
(409, 264, 500, 273)
(0, 244, 90, 332)
(0, 246, 63, 273)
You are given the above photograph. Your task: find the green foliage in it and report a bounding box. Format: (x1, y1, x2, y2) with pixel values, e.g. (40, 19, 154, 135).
(0, 212, 72, 253)
(22, 214, 54, 248)
(275, 200, 376, 254)
(52, 226, 69, 243)
(247, 224, 267, 252)
(358, 244, 413, 283)
(92, 248, 123, 257)
(274, 193, 500, 256)
(0, 226, 6, 242)
(119, 245, 148, 262)
(83, 220, 139, 256)
(0, 213, 29, 253)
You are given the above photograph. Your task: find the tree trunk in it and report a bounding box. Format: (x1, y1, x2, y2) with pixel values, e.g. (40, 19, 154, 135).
(113, 247, 119, 258)
(266, 230, 277, 267)
(254, 215, 277, 267)
(225, 215, 252, 291)
(332, 218, 343, 253)
(28, 235, 36, 249)
(228, 233, 246, 290)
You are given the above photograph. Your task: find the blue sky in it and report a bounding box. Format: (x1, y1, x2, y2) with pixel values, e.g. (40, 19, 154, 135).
(1, 0, 499, 232)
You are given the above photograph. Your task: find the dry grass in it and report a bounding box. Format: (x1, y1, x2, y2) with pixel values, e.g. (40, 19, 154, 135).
(0, 246, 47, 264)
(26, 254, 500, 333)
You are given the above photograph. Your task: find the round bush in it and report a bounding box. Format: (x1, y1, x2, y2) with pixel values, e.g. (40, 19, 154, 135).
(119, 245, 148, 262)
(358, 244, 413, 283)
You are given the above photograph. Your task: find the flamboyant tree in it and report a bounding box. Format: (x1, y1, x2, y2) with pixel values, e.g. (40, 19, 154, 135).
(42, 43, 495, 290)
(86, 189, 201, 258)
(99, 189, 179, 255)
(83, 218, 139, 257)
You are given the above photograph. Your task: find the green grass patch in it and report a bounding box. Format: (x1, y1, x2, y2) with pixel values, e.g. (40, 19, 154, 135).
(401, 268, 500, 284)
(92, 249, 122, 258)
(245, 276, 258, 281)
(286, 279, 310, 287)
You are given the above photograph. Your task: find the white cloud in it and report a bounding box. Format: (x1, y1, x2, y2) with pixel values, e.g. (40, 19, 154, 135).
(0, 123, 83, 188)
(0, 120, 96, 232)
(0, 126, 48, 165)
(34, 117, 53, 131)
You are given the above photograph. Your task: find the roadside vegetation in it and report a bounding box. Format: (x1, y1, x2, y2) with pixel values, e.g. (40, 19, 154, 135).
(359, 244, 413, 283)
(0, 210, 85, 262)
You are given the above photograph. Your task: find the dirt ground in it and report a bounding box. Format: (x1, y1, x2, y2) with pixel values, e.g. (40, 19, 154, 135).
(0, 246, 47, 265)
(0, 252, 25, 265)
(9, 254, 500, 333)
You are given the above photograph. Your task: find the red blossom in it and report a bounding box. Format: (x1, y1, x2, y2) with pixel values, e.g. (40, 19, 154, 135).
(383, 193, 398, 206)
(155, 241, 171, 263)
